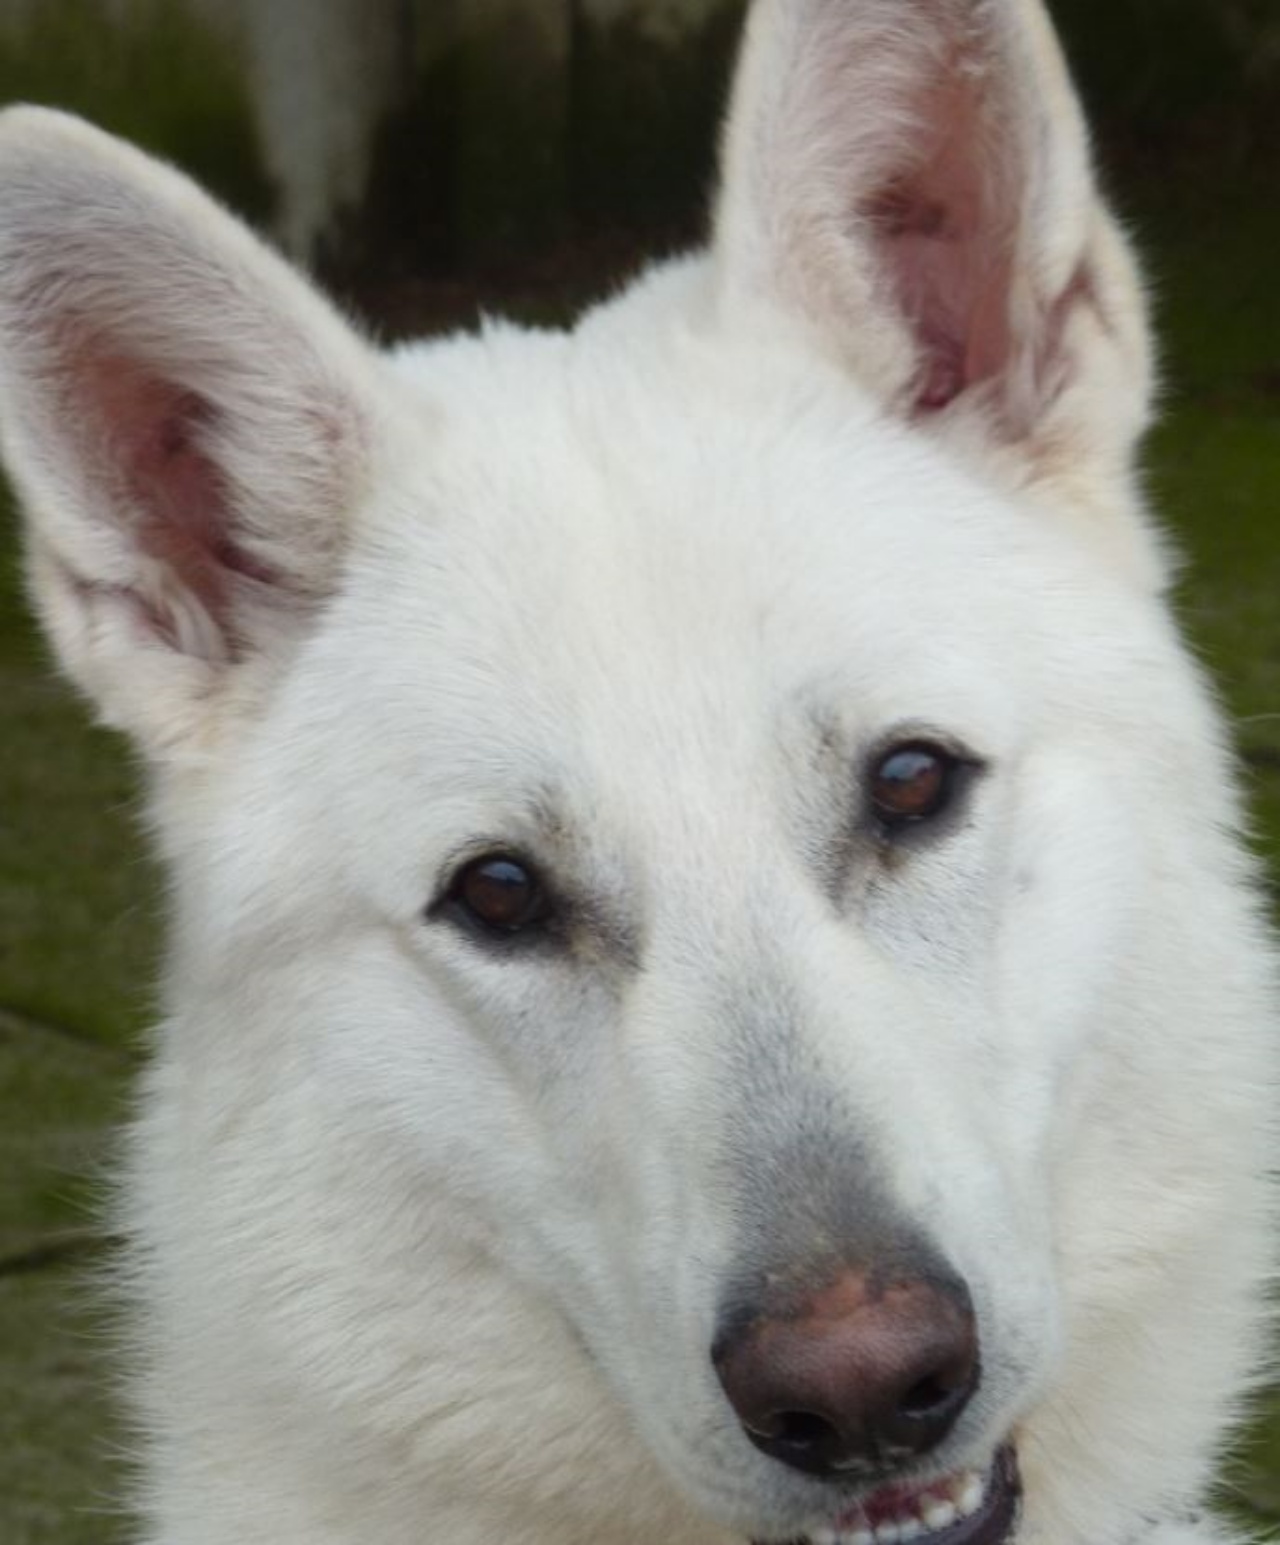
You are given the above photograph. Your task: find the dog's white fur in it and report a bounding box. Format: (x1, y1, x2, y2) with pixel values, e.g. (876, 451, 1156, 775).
(0, 3, 1274, 1544)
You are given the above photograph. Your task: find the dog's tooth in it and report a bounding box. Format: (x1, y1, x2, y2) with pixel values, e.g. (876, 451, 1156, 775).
(811, 1529, 839, 1545)
(898, 1518, 927, 1541)
(954, 1473, 985, 1518)
(921, 1500, 957, 1532)
(872, 1524, 902, 1545)
(844, 1528, 874, 1545)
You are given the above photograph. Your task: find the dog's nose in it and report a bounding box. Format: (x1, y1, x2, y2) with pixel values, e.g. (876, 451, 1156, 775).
(712, 1268, 979, 1477)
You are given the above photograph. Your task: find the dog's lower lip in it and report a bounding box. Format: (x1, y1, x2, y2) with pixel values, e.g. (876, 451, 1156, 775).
(752, 1444, 1021, 1545)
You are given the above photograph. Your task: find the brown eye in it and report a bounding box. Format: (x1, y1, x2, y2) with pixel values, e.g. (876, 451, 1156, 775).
(450, 854, 551, 935)
(869, 742, 959, 828)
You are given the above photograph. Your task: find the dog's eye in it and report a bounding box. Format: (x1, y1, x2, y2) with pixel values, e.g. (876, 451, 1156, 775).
(869, 742, 960, 828)
(446, 854, 551, 936)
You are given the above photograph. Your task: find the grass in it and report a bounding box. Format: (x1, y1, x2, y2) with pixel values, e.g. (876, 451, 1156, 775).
(0, 187, 1278, 1539)
(0, 1269, 129, 1545)
(0, 0, 273, 226)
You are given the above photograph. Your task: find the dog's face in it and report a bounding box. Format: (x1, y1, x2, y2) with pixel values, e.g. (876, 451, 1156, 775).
(242, 318, 1160, 1537)
(0, 3, 1245, 1544)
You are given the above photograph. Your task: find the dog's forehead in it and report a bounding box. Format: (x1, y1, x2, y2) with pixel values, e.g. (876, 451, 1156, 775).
(365, 301, 1063, 744)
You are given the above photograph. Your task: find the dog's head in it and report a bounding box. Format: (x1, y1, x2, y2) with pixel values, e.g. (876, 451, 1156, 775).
(0, 4, 1267, 1544)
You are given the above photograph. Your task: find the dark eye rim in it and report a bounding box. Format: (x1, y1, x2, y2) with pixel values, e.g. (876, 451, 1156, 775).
(864, 731, 987, 836)
(428, 847, 560, 943)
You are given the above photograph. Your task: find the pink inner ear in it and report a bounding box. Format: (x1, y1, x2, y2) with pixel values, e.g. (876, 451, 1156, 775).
(860, 56, 1019, 415)
(74, 343, 275, 647)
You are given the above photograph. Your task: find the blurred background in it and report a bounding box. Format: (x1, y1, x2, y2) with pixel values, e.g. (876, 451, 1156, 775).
(0, 1, 1276, 1541)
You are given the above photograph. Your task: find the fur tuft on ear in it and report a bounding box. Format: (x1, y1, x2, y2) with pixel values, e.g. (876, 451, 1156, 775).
(0, 107, 389, 758)
(714, 0, 1153, 495)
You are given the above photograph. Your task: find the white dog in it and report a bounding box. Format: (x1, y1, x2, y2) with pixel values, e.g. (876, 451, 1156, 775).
(0, 2, 1273, 1543)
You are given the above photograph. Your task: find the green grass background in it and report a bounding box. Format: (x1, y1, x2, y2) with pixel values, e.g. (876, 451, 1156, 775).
(0, 10, 1278, 1539)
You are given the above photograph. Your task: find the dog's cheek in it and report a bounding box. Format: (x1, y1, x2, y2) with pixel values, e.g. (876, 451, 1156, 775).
(991, 754, 1142, 1102)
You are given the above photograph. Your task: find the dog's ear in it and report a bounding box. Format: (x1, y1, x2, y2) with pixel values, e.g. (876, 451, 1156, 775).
(0, 107, 390, 761)
(714, 0, 1153, 494)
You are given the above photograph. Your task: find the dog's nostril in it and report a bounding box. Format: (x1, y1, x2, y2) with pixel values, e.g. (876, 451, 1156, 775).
(758, 1409, 838, 1454)
(898, 1373, 958, 1419)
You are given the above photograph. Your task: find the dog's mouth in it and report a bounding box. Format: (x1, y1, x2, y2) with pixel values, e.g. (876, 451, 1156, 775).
(755, 1444, 1021, 1545)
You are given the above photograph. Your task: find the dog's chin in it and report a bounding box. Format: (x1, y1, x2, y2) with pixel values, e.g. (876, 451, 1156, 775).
(751, 1444, 1021, 1545)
